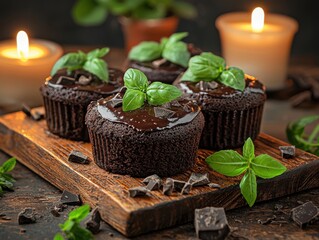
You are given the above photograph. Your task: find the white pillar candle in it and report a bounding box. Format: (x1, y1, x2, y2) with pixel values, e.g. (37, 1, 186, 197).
(0, 31, 62, 111)
(216, 8, 298, 90)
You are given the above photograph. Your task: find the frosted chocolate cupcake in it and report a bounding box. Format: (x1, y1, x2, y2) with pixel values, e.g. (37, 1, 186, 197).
(86, 69, 204, 177)
(176, 52, 266, 150)
(40, 48, 123, 141)
(128, 32, 201, 84)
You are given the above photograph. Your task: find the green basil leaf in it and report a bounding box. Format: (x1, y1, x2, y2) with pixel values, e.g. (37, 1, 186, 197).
(243, 138, 255, 162)
(205, 150, 248, 177)
(162, 41, 190, 68)
(146, 82, 182, 105)
(240, 169, 257, 207)
(180, 69, 202, 82)
(189, 53, 225, 80)
(160, 37, 168, 51)
(87, 47, 110, 59)
(122, 89, 146, 112)
(128, 41, 162, 62)
(166, 32, 188, 46)
(72, 0, 108, 26)
(72, 224, 94, 240)
(69, 204, 90, 222)
(83, 58, 109, 82)
(0, 157, 16, 173)
(61, 219, 75, 232)
(218, 67, 245, 91)
(251, 154, 287, 179)
(51, 52, 87, 76)
(124, 68, 149, 91)
(1, 173, 15, 182)
(54, 233, 64, 240)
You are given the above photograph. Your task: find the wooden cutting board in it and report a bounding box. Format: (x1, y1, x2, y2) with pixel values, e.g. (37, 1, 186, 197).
(0, 108, 318, 237)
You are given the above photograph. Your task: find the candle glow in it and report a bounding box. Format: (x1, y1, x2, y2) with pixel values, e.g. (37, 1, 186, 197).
(251, 7, 265, 33)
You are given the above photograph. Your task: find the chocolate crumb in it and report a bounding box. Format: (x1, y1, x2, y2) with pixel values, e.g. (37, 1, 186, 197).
(50, 209, 60, 217)
(78, 75, 92, 85)
(18, 208, 36, 225)
(129, 186, 149, 198)
(68, 150, 90, 164)
(60, 190, 81, 205)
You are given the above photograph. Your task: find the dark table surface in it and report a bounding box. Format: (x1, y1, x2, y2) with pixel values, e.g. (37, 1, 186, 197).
(0, 48, 319, 239)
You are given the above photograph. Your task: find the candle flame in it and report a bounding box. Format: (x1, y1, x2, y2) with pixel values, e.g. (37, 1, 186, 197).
(251, 7, 264, 33)
(16, 31, 29, 61)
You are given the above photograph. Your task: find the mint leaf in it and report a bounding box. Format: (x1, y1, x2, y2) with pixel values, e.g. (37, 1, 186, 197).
(68, 204, 90, 222)
(122, 89, 146, 112)
(61, 219, 75, 232)
(51, 52, 86, 76)
(0, 157, 16, 173)
(180, 68, 203, 82)
(128, 42, 162, 62)
(166, 32, 188, 46)
(54, 233, 64, 240)
(162, 41, 190, 67)
(205, 150, 248, 177)
(251, 154, 287, 179)
(72, 0, 108, 26)
(124, 68, 148, 92)
(83, 58, 109, 82)
(218, 67, 245, 91)
(146, 82, 182, 105)
(240, 169, 257, 207)
(243, 138, 254, 162)
(87, 47, 109, 59)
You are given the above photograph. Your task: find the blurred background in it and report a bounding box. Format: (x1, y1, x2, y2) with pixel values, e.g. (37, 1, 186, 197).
(0, 0, 318, 60)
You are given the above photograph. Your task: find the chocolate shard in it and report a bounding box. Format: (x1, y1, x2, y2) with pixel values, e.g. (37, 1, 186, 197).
(188, 173, 210, 187)
(279, 146, 295, 159)
(182, 103, 193, 113)
(181, 182, 192, 195)
(291, 201, 319, 228)
(22, 104, 44, 121)
(78, 75, 92, 85)
(60, 190, 82, 205)
(163, 178, 174, 196)
(50, 209, 60, 217)
(85, 207, 101, 234)
(196, 81, 218, 91)
(22, 104, 32, 117)
(128, 186, 149, 198)
(18, 208, 36, 225)
(208, 183, 222, 189)
(172, 179, 187, 192)
(142, 174, 161, 185)
(146, 179, 161, 191)
(170, 100, 182, 107)
(56, 76, 75, 85)
(154, 107, 176, 119)
(32, 111, 45, 121)
(108, 98, 123, 108)
(68, 150, 90, 164)
(194, 207, 230, 240)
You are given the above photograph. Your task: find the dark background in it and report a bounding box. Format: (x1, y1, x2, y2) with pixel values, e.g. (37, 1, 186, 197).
(0, 0, 318, 58)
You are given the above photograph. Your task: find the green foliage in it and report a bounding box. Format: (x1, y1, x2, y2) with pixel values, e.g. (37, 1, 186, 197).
(128, 32, 190, 67)
(0, 157, 16, 196)
(54, 205, 93, 240)
(181, 52, 246, 91)
(286, 115, 319, 156)
(51, 48, 110, 82)
(122, 68, 182, 111)
(72, 0, 197, 26)
(206, 138, 287, 207)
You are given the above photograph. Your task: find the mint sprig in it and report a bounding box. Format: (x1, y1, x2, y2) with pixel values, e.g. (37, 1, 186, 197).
(206, 138, 287, 207)
(286, 115, 319, 156)
(0, 157, 16, 196)
(54, 204, 93, 240)
(128, 32, 191, 67)
(181, 52, 245, 91)
(122, 68, 182, 112)
(51, 48, 110, 82)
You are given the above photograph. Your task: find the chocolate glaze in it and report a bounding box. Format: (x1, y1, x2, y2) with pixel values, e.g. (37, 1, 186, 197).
(97, 96, 200, 132)
(46, 68, 123, 95)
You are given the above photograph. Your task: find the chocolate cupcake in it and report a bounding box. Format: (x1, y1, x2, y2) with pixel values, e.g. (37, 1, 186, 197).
(85, 69, 204, 177)
(128, 32, 201, 84)
(40, 48, 123, 141)
(176, 52, 266, 150)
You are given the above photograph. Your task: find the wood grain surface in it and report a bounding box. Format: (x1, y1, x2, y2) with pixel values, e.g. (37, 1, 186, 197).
(0, 108, 318, 237)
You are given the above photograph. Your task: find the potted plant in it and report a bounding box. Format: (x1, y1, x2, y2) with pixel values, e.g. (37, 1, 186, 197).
(72, 0, 197, 51)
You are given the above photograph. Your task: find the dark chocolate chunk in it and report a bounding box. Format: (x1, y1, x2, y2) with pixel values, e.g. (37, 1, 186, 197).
(78, 75, 92, 85)
(50, 209, 60, 217)
(172, 179, 187, 192)
(128, 186, 149, 198)
(279, 146, 295, 159)
(68, 150, 90, 164)
(188, 173, 210, 187)
(181, 182, 192, 195)
(291, 201, 319, 228)
(142, 174, 161, 185)
(170, 100, 181, 107)
(85, 207, 101, 234)
(22, 104, 44, 121)
(163, 178, 174, 196)
(208, 183, 222, 189)
(146, 179, 161, 191)
(182, 103, 192, 113)
(22, 104, 32, 117)
(18, 208, 36, 225)
(54, 202, 68, 212)
(154, 107, 176, 119)
(32, 111, 44, 121)
(108, 98, 123, 108)
(194, 207, 230, 240)
(60, 190, 82, 205)
(196, 81, 218, 91)
(56, 76, 75, 85)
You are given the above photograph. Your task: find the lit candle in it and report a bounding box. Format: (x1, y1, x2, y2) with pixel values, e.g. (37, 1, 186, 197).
(0, 31, 62, 110)
(216, 8, 298, 90)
